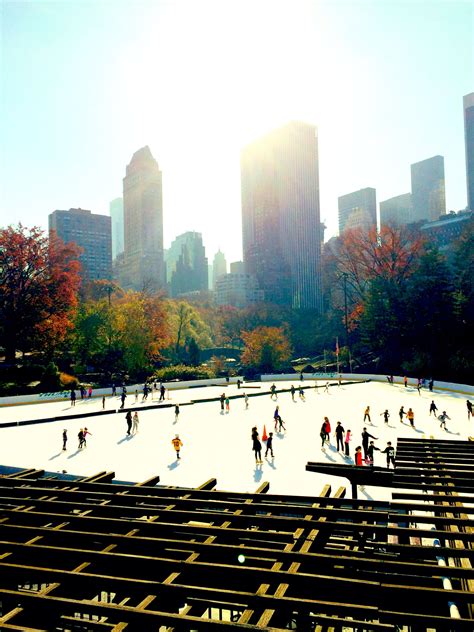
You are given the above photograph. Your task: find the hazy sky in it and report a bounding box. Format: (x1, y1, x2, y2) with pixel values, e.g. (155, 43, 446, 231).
(1, 0, 472, 264)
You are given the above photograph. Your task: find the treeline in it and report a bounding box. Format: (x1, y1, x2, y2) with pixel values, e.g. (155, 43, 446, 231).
(1, 221, 473, 392)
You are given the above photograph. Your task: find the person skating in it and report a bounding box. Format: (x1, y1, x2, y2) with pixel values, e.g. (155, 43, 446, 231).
(82, 427, 92, 447)
(252, 427, 262, 463)
(404, 376, 408, 388)
(220, 393, 225, 413)
(324, 417, 331, 443)
(142, 383, 149, 401)
(429, 401, 438, 416)
(439, 411, 451, 430)
(467, 400, 473, 420)
(428, 378, 434, 392)
(354, 446, 363, 466)
(265, 432, 274, 458)
(363, 406, 371, 423)
(399, 406, 405, 423)
(406, 408, 415, 428)
(270, 384, 277, 400)
(102, 395, 106, 409)
(237, 379, 241, 389)
(290, 385, 296, 401)
(276, 414, 286, 432)
(70, 389, 76, 407)
(320, 421, 328, 447)
(172, 434, 183, 459)
(132, 412, 139, 434)
(299, 386, 305, 401)
(125, 411, 132, 435)
(273, 406, 280, 430)
(112, 383, 116, 396)
(159, 384, 166, 401)
(244, 393, 249, 409)
(88, 386, 92, 399)
(174, 404, 180, 422)
(78, 428, 85, 449)
(381, 442, 396, 469)
(361, 428, 377, 460)
(344, 429, 351, 456)
(380, 409, 390, 424)
(120, 391, 126, 409)
(225, 396, 230, 413)
(366, 441, 380, 467)
(62, 429, 68, 451)
(334, 421, 345, 452)
(134, 389, 139, 403)
(324, 381, 330, 393)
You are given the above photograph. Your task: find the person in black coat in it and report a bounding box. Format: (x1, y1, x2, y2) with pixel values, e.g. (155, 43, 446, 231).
(125, 411, 132, 435)
(361, 428, 377, 460)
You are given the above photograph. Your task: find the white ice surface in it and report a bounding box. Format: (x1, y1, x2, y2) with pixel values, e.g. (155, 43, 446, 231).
(0, 380, 471, 501)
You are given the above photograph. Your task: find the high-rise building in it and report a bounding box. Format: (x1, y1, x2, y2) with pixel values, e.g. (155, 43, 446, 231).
(48, 208, 112, 282)
(120, 146, 165, 291)
(166, 231, 208, 297)
(338, 188, 377, 234)
(109, 197, 124, 260)
(211, 250, 227, 289)
(241, 121, 323, 311)
(410, 155, 446, 223)
(464, 93, 474, 211)
(215, 269, 264, 308)
(379, 193, 412, 228)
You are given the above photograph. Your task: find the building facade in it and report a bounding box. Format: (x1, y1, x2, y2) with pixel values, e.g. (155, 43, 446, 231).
(338, 188, 377, 234)
(410, 155, 446, 223)
(211, 249, 227, 289)
(379, 193, 412, 228)
(464, 93, 474, 211)
(241, 121, 323, 311)
(120, 146, 165, 291)
(214, 270, 264, 308)
(109, 197, 124, 260)
(166, 231, 208, 297)
(420, 210, 473, 254)
(48, 208, 112, 282)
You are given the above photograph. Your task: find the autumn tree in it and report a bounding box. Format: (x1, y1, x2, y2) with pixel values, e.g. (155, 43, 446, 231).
(241, 326, 292, 372)
(167, 301, 212, 361)
(0, 225, 81, 362)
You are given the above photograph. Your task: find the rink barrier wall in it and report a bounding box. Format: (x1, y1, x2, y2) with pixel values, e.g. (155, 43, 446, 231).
(0, 376, 245, 408)
(262, 373, 474, 396)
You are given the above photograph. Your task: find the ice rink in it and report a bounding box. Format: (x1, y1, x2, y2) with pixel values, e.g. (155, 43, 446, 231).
(0, 379, 471, 500)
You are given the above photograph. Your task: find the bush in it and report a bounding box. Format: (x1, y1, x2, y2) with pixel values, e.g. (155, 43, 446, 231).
(152, 365, 216, 382)
(40, 362, 61, 390)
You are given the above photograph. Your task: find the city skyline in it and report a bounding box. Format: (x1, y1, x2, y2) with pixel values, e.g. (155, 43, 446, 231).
(1, 1, 472, 263)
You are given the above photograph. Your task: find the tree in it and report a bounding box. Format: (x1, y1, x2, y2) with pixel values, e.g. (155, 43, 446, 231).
(0, 225, 81, 362)
(167, 301, 212, 361)
(241, 326, 292, 372)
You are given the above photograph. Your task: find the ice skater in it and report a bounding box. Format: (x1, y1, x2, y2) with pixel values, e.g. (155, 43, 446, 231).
(244, 393, 249, 409)
(290, 385, 296, 401)
(70, 389, 76, 407)
(439, 411, 451, 430)
(225, 396, 230, 413)
(467, 400, 473, 420)
(132, 412, 139, 434)
(344, 429, 351, 456)
(172, 434, 183, 459)
(112, 383, 116, 396)
(174, 404, 180, 422)
(429, 400, 438, 416)
(270, 384, 277, 399)
(355, 446, 363, 466)
(324, 382, 330, 393)
(120, 391, 126, 409)
(361, 427, 377, 460)
(276, 414, 286, 432)
(220, 393, 225, 413)
(334, 421, 345, 452)
(381, 442, 396, 468)
(102, 395, 106, 409)
(320, 421, 328, 447)
(78, 428, 85, 449)
(380, 409, 390, 424)
(273, 406, 280, 430)
(399, 406, 405, 423)
(125, 410, 132, 435)
(406, 408, 415, 428)
(404, 376, 408, 388)
(82, 427, 92, 447)
(298, 386, 305, 401)
(62, 429, 68, 451)
(159, 384, 166, 401)
(265, 432, 274, 458)
(363, 406, 371, 423)
(135, 389, 139, 403)
(366, 441, 380, 467)
(252, 427, 262, 463)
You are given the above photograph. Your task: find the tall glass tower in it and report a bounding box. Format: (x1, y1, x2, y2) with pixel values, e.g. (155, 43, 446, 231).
(240, 121, 323, 311)
(464, 93, 474, 211)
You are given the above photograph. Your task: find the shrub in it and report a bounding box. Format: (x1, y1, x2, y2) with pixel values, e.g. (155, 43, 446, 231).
(60, 372, 79, 389)
(40, 362, 61, 390)
(152, 365, 216, 382)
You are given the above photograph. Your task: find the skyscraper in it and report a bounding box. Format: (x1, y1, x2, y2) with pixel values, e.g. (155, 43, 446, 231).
(338, 188, 377, 234)
(212, 249, 227, 289)
(109, 197, 124, 260)
(166, 231, 208, 297)
(379, 193, 412, 228)
(464, 93, 474, 211)
(241, 121, 323, 311)
(410, 155, 446, 223)
(120, 146, 164, 291)
(48, 208, 112, 282)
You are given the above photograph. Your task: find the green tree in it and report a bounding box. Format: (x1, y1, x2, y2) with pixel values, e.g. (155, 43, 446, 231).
(241, 326, 292, 372)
